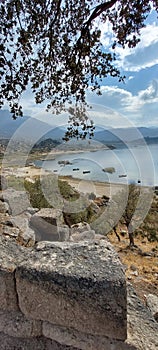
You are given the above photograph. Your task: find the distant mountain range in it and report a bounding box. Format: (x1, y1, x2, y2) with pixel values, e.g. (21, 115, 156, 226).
(0, 109, 158, 146)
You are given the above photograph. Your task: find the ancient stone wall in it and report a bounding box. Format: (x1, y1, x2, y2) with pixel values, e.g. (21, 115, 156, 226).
(0, 234, 135, 350)
(0, 188, 157, 349)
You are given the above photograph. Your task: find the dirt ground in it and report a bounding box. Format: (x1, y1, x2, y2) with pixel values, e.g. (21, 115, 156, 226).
(108, 230, 158, 302)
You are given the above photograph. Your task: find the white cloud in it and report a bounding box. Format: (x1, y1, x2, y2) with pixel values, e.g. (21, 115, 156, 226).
(87, 80, 158, 127)
(100, 20, 158, 72)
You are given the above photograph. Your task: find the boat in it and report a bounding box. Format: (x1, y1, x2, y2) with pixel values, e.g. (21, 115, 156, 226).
(73, 168, 79, 171)
(119, 174, 127, 178)
(83, 170, 91, 174)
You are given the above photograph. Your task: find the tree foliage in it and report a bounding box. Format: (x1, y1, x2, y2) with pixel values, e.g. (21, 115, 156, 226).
(0, 0, 158, 138)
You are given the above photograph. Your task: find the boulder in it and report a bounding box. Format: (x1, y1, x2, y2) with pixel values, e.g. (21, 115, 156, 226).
(70, 230, 95, 242)
(2, 189, 30, 215)
(30, 209, 64, 242)
(0, 175, 7, 191)
(15, 240, 127, 341)
(70, 222, 91, 235)
(0, 200, 9, 214)
(146, 294, 158, 322)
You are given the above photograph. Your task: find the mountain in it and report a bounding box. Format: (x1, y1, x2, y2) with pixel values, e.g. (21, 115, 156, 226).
(93, 126, 158, 145)
(0, 109, 65, 141)
(0, 109, 158, 145)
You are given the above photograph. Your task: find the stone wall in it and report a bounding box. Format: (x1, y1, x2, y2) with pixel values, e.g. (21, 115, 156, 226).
(0, 234, 136, 350)
(0, 188, 158, 349)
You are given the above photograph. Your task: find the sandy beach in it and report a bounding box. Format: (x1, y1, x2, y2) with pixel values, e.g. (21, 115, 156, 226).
(1, 164, 126, 198)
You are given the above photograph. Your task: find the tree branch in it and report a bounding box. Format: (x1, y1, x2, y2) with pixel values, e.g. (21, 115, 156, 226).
(77, 0, 117, 44)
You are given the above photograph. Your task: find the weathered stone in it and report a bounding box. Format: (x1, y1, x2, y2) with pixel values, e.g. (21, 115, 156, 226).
(27, 207, 39, 214)
(17, 228, 36, 247)
(0, 310, 42, 338)
(0, 200, 9, 214)
(70, 230, 95, 242)
(30, 208, 64, 242)
(3, 225, 20, 238)
(0, 269, 19, 311)
(0, 235, 31, 311)
(146, 294, 158, 322)
(0, 332, 77, 350)
(42, 322, 135, 350)
(127, 284, 158, 350)
(0, 175, 7, 191)
(58, 225, 70, 241)
(2, 189, 30, 215)
(15, 240, 127, 341)
(70, 222, 91, 235)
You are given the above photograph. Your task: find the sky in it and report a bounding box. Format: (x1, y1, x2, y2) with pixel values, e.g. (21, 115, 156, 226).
(9, 7, 158, 130)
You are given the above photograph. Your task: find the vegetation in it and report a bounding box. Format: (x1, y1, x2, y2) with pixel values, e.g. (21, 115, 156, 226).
(24, 176, 80, 209)
(31, 138, 61, 153)
(1, 1, 158, 139)
(5, 174, 158, 244)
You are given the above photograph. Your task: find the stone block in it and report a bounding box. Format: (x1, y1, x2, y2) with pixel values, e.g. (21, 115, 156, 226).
(0, 175, 7, 191)
(0, 200, 9, 214)
(2, 189, 30, 215)
(0, 269, 19, 311)
(0, 332, 76, 350)
(146, 293, 158, 322)
(0, 310, 42, 338)
(58, 225, 70, 242)
(42, 322, 134, 350)
(16, 240, 127, 341)
(0, 235, 30, 311)
(70, 230, 95, 242)
(30, 208, 64, 242)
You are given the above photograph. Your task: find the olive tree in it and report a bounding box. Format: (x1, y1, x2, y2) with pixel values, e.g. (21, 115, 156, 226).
(0, 0, 158, 138)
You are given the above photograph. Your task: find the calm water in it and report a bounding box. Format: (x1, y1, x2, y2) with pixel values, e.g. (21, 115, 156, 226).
(35, 144, 158, 186)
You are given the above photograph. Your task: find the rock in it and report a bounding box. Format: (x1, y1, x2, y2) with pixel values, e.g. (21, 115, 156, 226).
(146, 294, 158, 322)
(0, 310, 42, 338)
(130, 265, 137, 272)
(102, 167, 115, 174)
(70, 230, 96, 242)
(3, 226, 20, 238)
(2, 189, 30, 215)
(15, 240, 127, 341)
(30, 208, 64, 242)
(0, 200, 9, 214)
(0, 175, 7, 191)
(0, 235, 31, 311)
(42, 321, 133, 350)
(70, 222, 91, 235)
(58, 225, 70, 242)
(17, 228, 35, 247)
(0, 332, 74, 350)
(27, 207, 39, 215)
(127, 284, 158, 350)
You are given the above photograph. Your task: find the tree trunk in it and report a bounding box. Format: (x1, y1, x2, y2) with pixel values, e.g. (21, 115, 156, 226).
(127, 222, 135, 246)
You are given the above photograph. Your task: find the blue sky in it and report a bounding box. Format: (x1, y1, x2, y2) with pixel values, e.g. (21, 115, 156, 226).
(13, 8, 158, 130)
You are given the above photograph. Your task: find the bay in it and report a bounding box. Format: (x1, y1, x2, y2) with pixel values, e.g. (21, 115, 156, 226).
(35, 143, 158, 186)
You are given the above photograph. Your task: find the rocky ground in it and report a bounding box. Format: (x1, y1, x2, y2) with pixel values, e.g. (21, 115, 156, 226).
(108, 230, 158, 302)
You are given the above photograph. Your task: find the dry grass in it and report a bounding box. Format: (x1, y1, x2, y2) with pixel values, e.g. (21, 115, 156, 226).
(108, 230, 158, 302)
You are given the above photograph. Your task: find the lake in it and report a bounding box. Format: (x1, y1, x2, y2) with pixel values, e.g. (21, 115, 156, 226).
(35, 143, 158, 186)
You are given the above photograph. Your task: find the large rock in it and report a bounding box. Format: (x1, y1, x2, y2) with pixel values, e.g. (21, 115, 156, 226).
(2, 189, 30, 215)
(30, 208, 64, 242)
(0, 333, 76, 350)
(0, 235, 30, 311)
(70, 222, 91, 235)
(70, 230, 95, 242)
(0, 200, 9, 214)
(146, 294, 158, 322)
(15, 240, 127, 341)
(127, 284, 158, 350)
(0, 175, 7, 191)
(0, 310, 42, 338)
